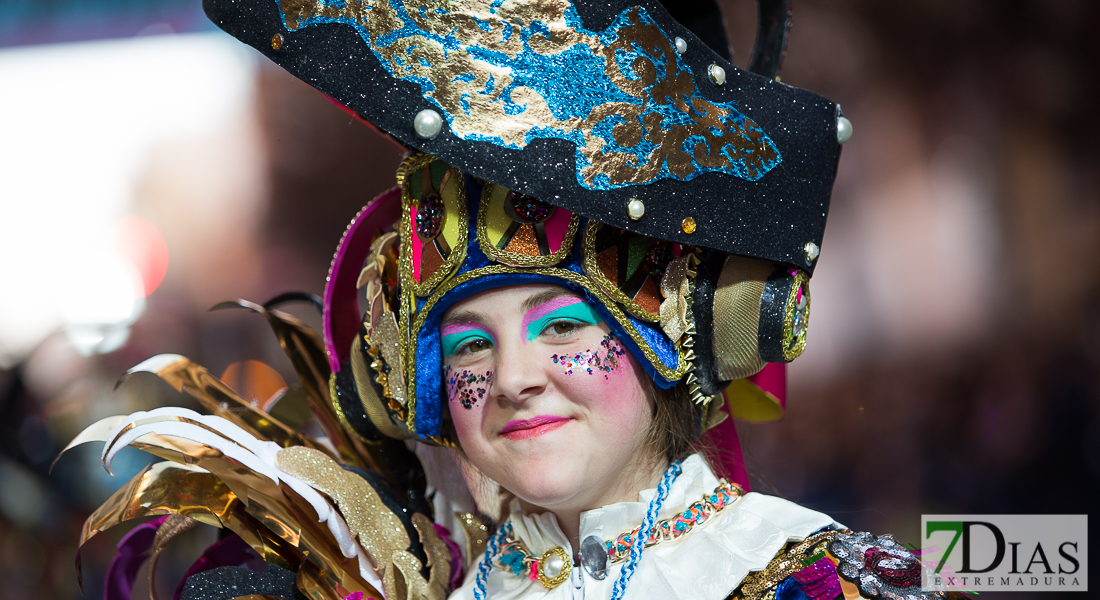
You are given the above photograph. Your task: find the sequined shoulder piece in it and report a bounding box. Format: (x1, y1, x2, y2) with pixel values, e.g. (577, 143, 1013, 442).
(728, 529, 952, 600)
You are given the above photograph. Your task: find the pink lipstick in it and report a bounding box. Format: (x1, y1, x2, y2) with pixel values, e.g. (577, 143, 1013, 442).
(499, 415, 571, 440)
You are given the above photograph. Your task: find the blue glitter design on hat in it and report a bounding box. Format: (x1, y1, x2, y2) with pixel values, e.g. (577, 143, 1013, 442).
(275, 0, 782, 191)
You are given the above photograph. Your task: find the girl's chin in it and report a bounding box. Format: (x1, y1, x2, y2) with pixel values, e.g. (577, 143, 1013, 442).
(504, 468, 589, 509)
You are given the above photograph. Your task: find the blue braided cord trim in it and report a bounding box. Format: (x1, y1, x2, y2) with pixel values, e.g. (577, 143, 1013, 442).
(474, 520, 514, 600)
(609, 460, 683, 600)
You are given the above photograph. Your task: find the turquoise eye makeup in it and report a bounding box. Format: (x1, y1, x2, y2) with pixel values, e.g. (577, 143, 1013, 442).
(522, 296, 602, 342)
(444, 366, 493, 409)
(441, 322, 495, 356)
(551, 333, 627, 378)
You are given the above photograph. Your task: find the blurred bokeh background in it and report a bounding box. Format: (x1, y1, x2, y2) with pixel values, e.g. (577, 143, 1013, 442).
(0, 0, 1095, 598)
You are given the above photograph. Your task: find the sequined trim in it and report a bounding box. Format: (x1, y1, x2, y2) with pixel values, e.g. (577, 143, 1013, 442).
(477, 182, 580, 267)
(829, 531, 942, 600)
(732, 530, 842, 600)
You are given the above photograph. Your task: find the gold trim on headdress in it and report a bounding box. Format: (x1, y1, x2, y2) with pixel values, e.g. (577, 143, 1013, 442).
(398, 153, 469, 298)
(477, 182, 581, 267)
(581, 221, 664, 323)
(780, 270, 810, 362)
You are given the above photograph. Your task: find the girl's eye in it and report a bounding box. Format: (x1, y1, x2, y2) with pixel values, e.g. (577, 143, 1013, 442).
(460, 338, 493, 354)
(441, 327, 494, 357)
(546, 320, 579, 335)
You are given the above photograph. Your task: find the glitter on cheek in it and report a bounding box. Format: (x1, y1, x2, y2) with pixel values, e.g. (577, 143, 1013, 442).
(443, 365, 493, 410)
(550, 333, 628, 379)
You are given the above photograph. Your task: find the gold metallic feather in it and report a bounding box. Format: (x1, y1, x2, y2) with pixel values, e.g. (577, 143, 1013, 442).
(118, 354, 322, 455)
(212, 300, 385, 472)
(276, 446, 445, 600)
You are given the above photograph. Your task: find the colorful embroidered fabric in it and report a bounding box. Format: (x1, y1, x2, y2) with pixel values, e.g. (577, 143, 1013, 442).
(607, 478, 743, 563)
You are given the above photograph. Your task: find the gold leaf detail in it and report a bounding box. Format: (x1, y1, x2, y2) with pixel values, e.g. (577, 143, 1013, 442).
(275, 447, 446, 600)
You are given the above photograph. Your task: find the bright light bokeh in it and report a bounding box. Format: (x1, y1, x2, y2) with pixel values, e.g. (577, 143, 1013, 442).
(0, 32, 257, 366)
(112, 214, 171, 296)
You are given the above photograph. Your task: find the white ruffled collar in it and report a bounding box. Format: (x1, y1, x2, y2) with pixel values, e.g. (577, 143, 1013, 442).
(450, 454, 836, 600)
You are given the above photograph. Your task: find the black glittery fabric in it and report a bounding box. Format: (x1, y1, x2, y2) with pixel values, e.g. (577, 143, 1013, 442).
(202, 0, 841, 275)
(658, 0, 731, 59)
(748, 0, 792, 78)
(331, 360, 382, 441)
(690, 249, 728, 396)
(757, 270, 795, 363)
(179, 564, 304, 600)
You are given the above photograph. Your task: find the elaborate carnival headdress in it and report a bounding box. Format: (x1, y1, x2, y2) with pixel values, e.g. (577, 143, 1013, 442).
(203, 0, 851, 447)
(63, 1, 849, 599)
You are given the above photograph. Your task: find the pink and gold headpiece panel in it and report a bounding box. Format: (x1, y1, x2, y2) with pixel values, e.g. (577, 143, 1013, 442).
(397, 154, 586, 300)
(477, 183, 581, 268)
(400, 155, 469, 296)
(394, 154, 691, 326)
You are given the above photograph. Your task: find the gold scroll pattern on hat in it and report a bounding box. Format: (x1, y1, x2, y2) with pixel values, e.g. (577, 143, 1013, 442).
(276, 0, 779, 188)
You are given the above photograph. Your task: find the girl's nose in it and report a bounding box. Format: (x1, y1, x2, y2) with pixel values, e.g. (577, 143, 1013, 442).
(489, 336, 549, 405)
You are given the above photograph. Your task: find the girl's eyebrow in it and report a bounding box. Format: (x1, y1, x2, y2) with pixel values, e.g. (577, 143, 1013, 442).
(440, 310, 485, 329)
(520, 288, 579, 314)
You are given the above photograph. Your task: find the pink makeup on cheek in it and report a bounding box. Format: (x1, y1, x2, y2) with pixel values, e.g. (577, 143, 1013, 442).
(550, 333, 628, 378)
(443, 365, 493, 409)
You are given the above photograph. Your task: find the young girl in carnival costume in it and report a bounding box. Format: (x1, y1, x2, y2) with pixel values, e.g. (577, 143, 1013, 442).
(63, 0, 956, 599)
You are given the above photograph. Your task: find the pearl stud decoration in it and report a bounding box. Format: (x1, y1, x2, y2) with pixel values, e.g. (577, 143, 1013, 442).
(627, 198, 645, 220)
(413, 109, 444, 139)
(674, 37, 687, 55)
(804, 241, 820, 262)
(708, 64, 726, 85)
(837, 116, 853, 144)
(535, 547, 571, 588)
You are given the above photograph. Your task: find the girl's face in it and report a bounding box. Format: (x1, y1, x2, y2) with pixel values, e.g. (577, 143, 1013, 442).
(440, 284, 657, 515)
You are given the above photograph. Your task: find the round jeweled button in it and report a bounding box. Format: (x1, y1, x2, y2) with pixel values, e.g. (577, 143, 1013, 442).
(580, 535, 608, 580)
